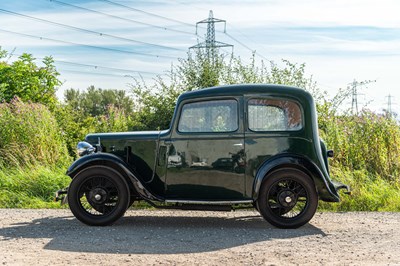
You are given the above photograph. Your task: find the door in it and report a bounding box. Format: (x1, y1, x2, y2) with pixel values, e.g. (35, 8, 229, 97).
(165, 98, 245, 200)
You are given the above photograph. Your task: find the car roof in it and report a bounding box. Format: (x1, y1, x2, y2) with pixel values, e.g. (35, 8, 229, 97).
(178, 84, 313, 102)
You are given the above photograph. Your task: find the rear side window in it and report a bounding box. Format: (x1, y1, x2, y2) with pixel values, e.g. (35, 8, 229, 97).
(248, 98, 302, 131)
(178, 99, 238, 133)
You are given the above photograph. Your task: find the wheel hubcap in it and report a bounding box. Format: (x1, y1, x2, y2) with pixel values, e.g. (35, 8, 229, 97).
(278, 190, 296, 208)
(285, 196, 292, 203)
(88, 188, 107, 204)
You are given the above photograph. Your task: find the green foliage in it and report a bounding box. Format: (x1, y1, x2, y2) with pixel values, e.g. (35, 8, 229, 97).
(0, 98, 70, 168)
(315, 86, 400, 211)
(95, 105, 132, 133)
(56, 101, 133, 156)
(53, 104, 86, 158)
(0, 165, 70, 208)
(0, 49, 60, 108)
(318, 95, 400, 181)
(176, 49, 225, 89)
(130, 78, 184, 130)
(0, 96, 71, 208)
(222, 55, 316, 90)
(64, 86, 134, 117)
(59, 86, 136, 155)
(319, 167, 400, 211)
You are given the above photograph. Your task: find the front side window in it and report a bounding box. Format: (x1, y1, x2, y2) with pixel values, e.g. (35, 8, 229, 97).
(178, 99, 238, 133)
(248, 98, 302, 131)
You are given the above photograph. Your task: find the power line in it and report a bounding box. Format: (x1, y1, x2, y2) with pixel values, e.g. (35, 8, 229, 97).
(224, 24, 269, 62)
(61, 69, 158, 82)
(56, 60, 158, 76)
(0, 28, 177, 59)
(95, 0, 194, 28)
(117, 1, 270, 62)
(62, 69, 135, 78)
(0, 8, 183, 51)
(47, 0, 196, 36)
(223, 33, 249, 51)
(9, 53, 158, 76)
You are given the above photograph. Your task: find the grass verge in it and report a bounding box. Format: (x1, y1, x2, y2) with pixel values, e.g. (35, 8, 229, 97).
(0, 166, 70, 208)
(319, 167, 400, 211)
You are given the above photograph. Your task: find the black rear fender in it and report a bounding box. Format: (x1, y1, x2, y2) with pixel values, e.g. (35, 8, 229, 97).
(252, 154, 340, 202)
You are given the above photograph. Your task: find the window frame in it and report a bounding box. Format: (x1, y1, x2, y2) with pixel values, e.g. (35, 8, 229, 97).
(246, 97, 304, 133)
(176, 98, 240, 134)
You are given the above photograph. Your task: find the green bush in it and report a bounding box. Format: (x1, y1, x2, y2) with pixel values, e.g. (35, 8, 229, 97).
(0, 97, 70, 168)
(55, 103, 133, 157)
(319, 105, 400, 182)
(0, 51, 60, 108)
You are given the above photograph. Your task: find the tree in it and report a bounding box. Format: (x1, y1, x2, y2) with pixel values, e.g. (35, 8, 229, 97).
(64, 86, 134, 117)
(61, 86, 136, 155)
(0, 49, 61, 108)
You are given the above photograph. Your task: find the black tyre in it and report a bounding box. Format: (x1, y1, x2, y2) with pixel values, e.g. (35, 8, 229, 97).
(258, 168, 318, 229)
(68, 166, 130, 226)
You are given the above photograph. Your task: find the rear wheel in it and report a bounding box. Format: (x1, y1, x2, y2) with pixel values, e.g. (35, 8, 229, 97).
(258, 168, 318, 229)
(68, 166, 130, 226)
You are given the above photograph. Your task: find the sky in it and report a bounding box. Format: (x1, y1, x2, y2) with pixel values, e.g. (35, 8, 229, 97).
(0, 0, 399, 114)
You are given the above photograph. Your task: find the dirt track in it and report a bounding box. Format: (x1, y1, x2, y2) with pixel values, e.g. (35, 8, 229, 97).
(0, 209, 399, 265)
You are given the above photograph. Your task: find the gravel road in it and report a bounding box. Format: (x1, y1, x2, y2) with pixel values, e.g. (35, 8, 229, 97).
(0, 209, 399, 265)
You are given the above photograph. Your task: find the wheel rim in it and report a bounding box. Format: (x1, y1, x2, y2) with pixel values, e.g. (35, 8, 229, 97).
(77, 176, 120, 216)
(267, 178, 308, 218)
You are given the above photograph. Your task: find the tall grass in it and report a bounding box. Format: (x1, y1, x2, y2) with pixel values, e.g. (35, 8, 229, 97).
(0, 99, 135, 208)
(0, 97, 70, 168)
(319, 167, 400, 211)
(320, 109, 400, 180)
(317, 98, 400, 211)
(0, 98, 71, 208)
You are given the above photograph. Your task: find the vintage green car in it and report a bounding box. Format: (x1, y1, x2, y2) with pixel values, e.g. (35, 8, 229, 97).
(57, 84, 349, 228)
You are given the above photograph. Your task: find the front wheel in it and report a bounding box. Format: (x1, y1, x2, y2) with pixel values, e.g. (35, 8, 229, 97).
(258, 168, 318, 229)
(68, 166, 130, 226)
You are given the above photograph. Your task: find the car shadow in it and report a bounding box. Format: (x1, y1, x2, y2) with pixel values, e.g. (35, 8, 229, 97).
(0, 211, 327, 254)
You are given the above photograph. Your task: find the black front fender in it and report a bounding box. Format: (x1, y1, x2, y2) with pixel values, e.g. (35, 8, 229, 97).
(67, 153, 125, 177)
(67, 153, 163, 201)
(252, 154, 340, 202)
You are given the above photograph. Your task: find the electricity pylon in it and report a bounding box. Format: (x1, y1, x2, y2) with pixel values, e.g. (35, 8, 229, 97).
(190, 10, 233, 62)
(349, 79, 376, 115)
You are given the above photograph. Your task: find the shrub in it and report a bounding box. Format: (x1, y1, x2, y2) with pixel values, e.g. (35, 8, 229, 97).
(319, 107, 400, 182)
(0, 97, 70, 168)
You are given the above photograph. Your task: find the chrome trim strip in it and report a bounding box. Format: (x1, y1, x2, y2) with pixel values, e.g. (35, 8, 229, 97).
(165, 200, 253, 205)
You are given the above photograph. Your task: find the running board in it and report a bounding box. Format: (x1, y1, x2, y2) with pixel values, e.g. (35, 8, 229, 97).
(176, 204, 232, 211)
(144, 199, 254, 211)
(165, 200, 253, 205)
